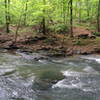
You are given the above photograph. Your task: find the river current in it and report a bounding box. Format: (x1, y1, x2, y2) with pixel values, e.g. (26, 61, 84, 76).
(0, 51, 100, 100)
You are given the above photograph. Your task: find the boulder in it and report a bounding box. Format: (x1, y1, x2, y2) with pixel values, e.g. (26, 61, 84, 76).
(94, 47, 100, 53)
(77, 34, 89, 39)
(33, 70, 64, 90)
(77, 34, 96, 39)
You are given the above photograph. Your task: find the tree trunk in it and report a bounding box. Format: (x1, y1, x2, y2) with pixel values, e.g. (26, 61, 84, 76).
(5, 0, 10, 33)
(97, 0, 100, 32)
(23, 0, 28, 26)
(42, 17, 46, 35)
(70, 0, 73, 37)
(62, 0, 66, 24)
(78, 0, 81, 24)
(86, 0, 91, 20)
(42, 0, 46, 35)
(14, 15, 22, 43)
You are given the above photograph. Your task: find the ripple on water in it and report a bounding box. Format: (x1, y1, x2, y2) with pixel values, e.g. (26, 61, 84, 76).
(0, 75, 36, 100)
(52, 70, 100, 92)
(83, 66, 99, 74)
(1, 52, 100, 100)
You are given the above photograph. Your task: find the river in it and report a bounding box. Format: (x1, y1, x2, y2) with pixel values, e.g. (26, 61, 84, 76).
(0, 50, 100, 100)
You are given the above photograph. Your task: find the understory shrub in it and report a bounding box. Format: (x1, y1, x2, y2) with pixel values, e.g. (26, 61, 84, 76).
(49, 24, 69, 34)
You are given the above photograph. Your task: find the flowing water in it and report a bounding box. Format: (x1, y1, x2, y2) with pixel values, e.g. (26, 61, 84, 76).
(0, 50, 100, 100)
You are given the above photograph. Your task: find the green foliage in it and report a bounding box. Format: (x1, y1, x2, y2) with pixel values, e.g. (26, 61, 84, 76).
(74, 40, 82, 45)
(49, 24, 69, 34)
(73, 39, 86, 46)
(0, 0, 99, 34)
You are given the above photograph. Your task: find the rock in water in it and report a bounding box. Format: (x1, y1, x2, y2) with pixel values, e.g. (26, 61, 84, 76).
(33, 70, 65, 90)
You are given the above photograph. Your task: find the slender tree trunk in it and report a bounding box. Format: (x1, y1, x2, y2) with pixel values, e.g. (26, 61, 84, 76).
(23, 0, 28, 26)
(5, 0, 10, 33)
(86, 0, 90, 19)
(14, 15, 22, 43)
(70, 0, 73, 37)
(42, 17, 46, 35)
(42, 0, 46, 35)
(97, 0, 100, 32)
(8, 0, 10, 22)
(78, 0, 81, 24)
(62, 0, 66, 24)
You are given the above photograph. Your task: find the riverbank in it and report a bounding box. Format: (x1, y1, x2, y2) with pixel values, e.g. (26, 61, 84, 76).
(0, 33, 100, 57)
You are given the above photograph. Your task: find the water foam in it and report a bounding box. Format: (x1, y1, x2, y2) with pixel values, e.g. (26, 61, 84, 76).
(81, 56, 100, 63)
(52, 70, 99, 92)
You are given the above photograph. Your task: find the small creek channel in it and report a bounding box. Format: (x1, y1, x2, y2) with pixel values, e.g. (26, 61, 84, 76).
(0, 50, 100, 100)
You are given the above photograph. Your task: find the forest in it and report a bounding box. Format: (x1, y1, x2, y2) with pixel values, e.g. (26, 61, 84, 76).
(0, 0, 99, 56)
(0, 0, 100, 100)
(0, 0, 100, 56)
